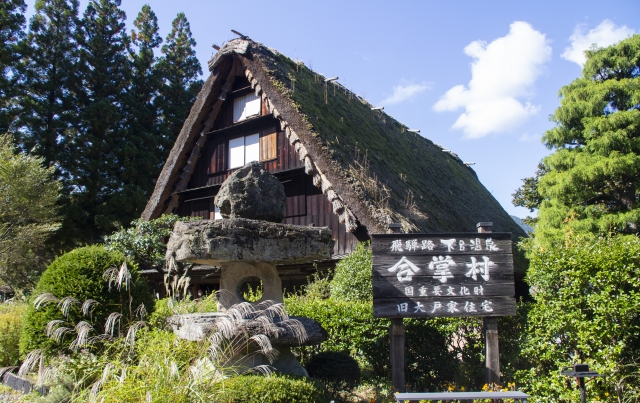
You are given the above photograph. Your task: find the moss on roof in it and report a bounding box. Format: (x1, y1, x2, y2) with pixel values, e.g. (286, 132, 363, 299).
(251, 44, 524, 239)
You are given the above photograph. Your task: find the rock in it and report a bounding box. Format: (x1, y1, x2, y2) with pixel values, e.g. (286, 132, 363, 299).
(214, 161, 286, 222)
(167, 313, 328, 347)
(166, 218, 334, 265)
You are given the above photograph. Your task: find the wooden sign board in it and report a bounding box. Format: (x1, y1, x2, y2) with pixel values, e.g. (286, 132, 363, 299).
(372, 233, 516, 318)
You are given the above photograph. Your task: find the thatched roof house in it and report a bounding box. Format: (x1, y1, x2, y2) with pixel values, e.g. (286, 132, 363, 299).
(142, 37, 526, 293)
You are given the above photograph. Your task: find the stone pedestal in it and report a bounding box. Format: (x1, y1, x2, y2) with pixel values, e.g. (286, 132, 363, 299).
(218, 261, 282, 310)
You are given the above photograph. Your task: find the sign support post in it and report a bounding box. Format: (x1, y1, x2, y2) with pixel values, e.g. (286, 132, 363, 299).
(390, 318, 405, 392)
(388, 223, 406, 393)
(477, 222, 500, 386)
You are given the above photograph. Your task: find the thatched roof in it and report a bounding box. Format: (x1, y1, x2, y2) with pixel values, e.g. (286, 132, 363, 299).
(143, 38, 525, 242)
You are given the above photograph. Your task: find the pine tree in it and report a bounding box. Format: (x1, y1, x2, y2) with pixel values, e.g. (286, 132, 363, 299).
(120, 5, 163, 211)
(515, 35, 640, 246)
(0, 0, 27, 133)
(69, 0, 131, 243)
(16, 0, 79, 171)
(157, 13, 203, 155)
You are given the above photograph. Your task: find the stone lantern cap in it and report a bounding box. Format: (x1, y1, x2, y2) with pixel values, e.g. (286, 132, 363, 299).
(166, 218, 335, 265)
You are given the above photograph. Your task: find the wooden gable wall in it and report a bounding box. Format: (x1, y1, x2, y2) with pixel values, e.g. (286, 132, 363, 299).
(176, 75, 359, 258)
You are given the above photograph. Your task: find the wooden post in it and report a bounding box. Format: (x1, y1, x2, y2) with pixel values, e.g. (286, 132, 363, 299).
(388, 222, 405, 392)
(477, 222, 500, 386)
(390, 318, 406, 392)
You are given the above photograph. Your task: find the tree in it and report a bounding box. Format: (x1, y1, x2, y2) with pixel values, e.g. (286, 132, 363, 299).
(0, 0, 27, 133)
(16, 0, 79, 170)
(157, 13, 203, 155)
(518, 235, 640, 401)
(514, 35, 640, 246)
(0, 134, 61, 290)
(118, 4, 164, 219)
(67, 0, 131, 243)
(511, 163, 548, 226)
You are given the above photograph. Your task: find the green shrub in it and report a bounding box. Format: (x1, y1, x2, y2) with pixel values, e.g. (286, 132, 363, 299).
(330, 242, 372, 301)
(307, 351, 360, 400)
(518, 235, 640, 402)
(284, 296, 458, 390)
(19, 245, 154, 355)
(0, 302, 27, 366)
(214, 375, 328, 403)
(104, 214, 188, 272)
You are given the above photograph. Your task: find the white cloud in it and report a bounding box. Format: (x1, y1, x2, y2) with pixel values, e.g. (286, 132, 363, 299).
(433, 21, 551, 138)
(381, 83, 431, 106)
(561, 20, 635, 66)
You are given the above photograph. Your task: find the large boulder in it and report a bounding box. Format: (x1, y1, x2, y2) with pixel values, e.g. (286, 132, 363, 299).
(214, 162, 286, 222)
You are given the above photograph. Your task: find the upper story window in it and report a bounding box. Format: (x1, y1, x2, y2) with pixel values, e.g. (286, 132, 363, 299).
(228, 133, 259, 169)
(233, 93, 260, 123)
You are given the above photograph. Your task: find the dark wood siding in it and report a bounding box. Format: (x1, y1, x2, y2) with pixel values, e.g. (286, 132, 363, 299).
(282, 175, 359, 256)
(178, 91, 357, 258)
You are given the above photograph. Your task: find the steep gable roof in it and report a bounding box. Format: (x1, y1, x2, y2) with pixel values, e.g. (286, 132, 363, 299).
(143, 38, 525, 240)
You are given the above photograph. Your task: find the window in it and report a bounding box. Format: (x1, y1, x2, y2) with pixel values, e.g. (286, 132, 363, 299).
(233, 93, 260, 122)
(228, 133, 259, 169)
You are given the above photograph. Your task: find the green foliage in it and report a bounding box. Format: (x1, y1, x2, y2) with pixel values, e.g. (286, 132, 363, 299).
(83, 330, 205, 403)
(0, 0, 26, 133)
(16, 0, 79, 172)
(0, 133, 61, 290)
(156, 12, 203, 151)
(298, 269, 332, 300)
(67, 0, 134, 241)
(0, 302, 27, 366)
(517, 35, 640, 246)
(330, 242, 372, 301)
(306, 351, 361, 400)
(243, 281, 263, 302)
(104, 214, 185, 272)
(518, 235, 640, 401)
(214, 375, 328, 403)
(10, 2, 203, 247)
(512, 163, 548, 226)
(284, 296, 460, 390)
(19, 245, 153, 355)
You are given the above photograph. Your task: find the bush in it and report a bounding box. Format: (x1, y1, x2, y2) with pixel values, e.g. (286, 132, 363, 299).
(0, 302, 27, 366)
(518, 235, 640, 402)
(307, 351, 361, 400)
(284, 296, 459, 390)
(214, 375, 328, 403)
(330, 242, 372, 301)
(104, 214, 187, 272)
(19, 245, 154, 355)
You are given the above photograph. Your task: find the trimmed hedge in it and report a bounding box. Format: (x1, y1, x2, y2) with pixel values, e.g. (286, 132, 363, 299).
(215, 375, 328, 403)
(19, 245, 153, 355)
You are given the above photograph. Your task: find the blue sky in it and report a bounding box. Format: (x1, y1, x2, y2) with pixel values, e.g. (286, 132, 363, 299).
(24, 0, 640, 219)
